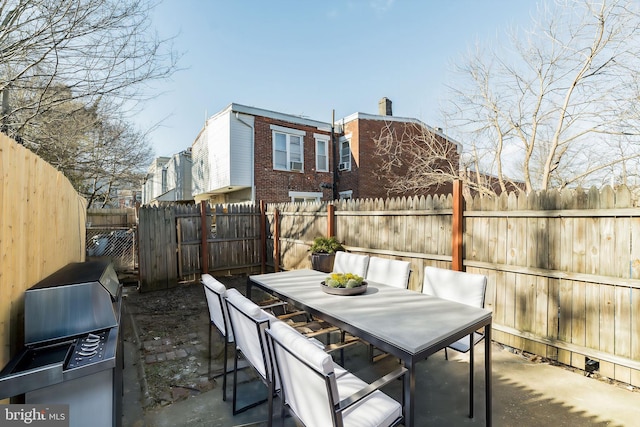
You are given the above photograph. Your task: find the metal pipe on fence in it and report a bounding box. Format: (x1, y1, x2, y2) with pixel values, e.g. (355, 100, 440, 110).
(327, 203, 335, 237)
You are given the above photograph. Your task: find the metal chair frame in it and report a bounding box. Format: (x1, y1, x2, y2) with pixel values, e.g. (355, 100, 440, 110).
(224, 294, 276, 418)
(202, 277, 233, 401)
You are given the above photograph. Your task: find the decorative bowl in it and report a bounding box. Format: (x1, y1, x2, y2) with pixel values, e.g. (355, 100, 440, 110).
(320, 281, 368, 296)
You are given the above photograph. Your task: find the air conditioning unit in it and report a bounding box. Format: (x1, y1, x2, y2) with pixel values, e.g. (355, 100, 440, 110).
(290, 161, 303, 171)
(338, 162, 350, 171)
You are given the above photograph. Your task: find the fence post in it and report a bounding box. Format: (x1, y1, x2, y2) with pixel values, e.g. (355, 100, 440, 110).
(274, 208, 280, 272)
(260, 201, 267, 273)
(200, 201, 209, 275)
(452, 180, 464, 271)
(327, 203, 335, 237)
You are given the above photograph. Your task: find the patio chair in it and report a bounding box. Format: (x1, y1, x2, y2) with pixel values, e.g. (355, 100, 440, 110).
(224, 288, 278, 417)
(265, 320, 406, 427)
(201, 274, 234, 401)
(365, 257, 411, 289)
(422, 266, 488, 358)
(332, 251, 370, 277)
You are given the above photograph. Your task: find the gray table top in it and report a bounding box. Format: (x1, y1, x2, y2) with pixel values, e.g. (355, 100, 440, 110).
(249, 269, 492, 358)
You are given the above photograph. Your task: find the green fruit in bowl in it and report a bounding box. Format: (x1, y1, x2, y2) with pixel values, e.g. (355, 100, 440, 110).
(326, 278, 340, 288)
(346, 279, 359, 288)
(325, 273, 364, 288)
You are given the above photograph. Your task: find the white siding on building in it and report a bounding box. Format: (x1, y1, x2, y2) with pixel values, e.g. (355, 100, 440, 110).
(142, 157, 170, 205)
(207, 110, 232, 189)
(192, 131, 208, 196)
(229, 113, 253, 186)
(164, 151, 192, 201)
(192, 109, 253, 200)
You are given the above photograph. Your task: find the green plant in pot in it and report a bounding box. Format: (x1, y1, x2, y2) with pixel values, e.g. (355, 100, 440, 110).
(309, 236, 344, 273)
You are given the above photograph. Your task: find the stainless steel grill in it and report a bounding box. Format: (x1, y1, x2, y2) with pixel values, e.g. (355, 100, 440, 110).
(0, 260, 123, 427)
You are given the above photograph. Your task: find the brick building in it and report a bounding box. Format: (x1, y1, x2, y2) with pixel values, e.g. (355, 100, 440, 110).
(186, 99, 460, 204)
(335, 98, 460, 200)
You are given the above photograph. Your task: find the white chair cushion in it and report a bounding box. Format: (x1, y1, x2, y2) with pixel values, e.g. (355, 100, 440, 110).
(332, 252, 370, 277)
(337, 372, 403, 427)
(423, 267, 488, 354)
(269, 321, 335, 427)
(269, 321, 401, 427)
(226, 288, 267, 320)
(202, 275, 232, 340)
(202, 274, 226, 294)
(225, 289, 270, 378)
(422, 266, 487, 308)
(366, 257, 411, 289)
(269, 321, 333, 375)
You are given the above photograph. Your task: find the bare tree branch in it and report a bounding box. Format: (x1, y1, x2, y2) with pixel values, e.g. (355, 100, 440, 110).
(439, 0, 640, 195)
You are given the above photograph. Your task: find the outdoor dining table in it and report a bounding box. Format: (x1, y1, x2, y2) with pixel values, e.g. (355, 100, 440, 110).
(247, 269, 493, 427)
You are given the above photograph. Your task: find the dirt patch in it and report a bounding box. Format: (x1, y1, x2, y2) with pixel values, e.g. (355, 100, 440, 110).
(123, 275, 249, 409)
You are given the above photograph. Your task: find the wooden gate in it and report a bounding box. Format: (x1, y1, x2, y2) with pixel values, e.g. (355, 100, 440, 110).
(138, 203, 263, 291)
(138, 206, 178, 292)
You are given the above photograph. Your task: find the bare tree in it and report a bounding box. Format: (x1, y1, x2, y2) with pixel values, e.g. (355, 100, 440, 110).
(374, 121, 463, 195)
(376, 0, 640, 196)
(74, 116, 153, 208)
(0, 0, 177, 154)
(449, 0, 640, 194)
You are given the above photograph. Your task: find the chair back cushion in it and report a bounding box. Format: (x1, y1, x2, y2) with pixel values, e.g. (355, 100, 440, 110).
(332, 252, 370, 277)
(422, 266, 487, 308)
(268, 321, 336, 427)
(202, 274, 233, 341)
(225, 289, 270, 379)
(366, 257, 411, 289)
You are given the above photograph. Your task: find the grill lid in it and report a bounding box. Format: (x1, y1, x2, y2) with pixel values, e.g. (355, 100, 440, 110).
(24, 260, 121, 345)
(30, 259, 120, 298)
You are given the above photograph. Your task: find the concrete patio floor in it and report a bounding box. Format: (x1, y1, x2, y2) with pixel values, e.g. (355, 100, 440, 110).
(120, 280, 640, 427)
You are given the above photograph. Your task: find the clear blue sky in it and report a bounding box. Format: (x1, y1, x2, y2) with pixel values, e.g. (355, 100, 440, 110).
(138, 0, 541, 158)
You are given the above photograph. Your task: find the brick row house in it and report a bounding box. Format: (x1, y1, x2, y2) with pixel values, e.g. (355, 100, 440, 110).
(147, 98, 461, 205)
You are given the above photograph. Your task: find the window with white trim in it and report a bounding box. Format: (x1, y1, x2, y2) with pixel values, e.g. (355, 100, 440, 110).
(339, 137, 351, 171)
(339, 190, 353, 200)
(289, 191, 322, 203)
(315, 136, 329, 172)
(272, 125, 305, 172)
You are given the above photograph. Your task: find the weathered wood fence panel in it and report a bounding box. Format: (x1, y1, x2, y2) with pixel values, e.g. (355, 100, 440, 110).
(138, 203, 262, 291)
(267, 202, 328, 271)
(138, 206, 178, 292)
(0, 134, 86, 373)
(331, 195, 453, 291)
(175, 204, 201, 279)
(465, 185, 640, 386)
(208, 204, 261, 273)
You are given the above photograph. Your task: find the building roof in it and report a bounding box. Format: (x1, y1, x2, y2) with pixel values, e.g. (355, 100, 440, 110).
(214, 103, 333, 132)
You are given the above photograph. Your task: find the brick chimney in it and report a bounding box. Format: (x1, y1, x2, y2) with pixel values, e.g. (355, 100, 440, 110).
(378, 97, 392, 116)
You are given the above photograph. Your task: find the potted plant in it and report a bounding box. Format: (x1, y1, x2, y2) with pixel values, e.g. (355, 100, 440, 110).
(309, 236, 344, 273)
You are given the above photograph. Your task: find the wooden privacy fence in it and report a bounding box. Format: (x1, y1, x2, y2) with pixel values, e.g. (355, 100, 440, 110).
(137, 184, 640, 387)
(0, 134, 86, 373)
(267, 193, 456, 292)
(138, 203, 262, 292)
(465, 185, 640, 387)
